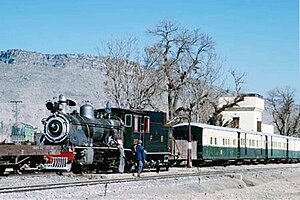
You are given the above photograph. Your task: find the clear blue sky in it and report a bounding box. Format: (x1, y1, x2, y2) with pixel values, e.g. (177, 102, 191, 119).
(1, 0, 299, 99)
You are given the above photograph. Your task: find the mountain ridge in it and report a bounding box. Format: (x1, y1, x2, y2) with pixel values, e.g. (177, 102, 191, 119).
(0, 49, 104, 70)
(0, 49, 107, 140)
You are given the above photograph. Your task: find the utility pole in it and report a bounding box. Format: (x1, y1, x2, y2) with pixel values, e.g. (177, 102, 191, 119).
(187, 115, 192, 168)
(10, 100, 23, 123)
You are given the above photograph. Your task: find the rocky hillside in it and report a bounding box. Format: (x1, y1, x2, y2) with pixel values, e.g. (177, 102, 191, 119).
(0, 49, 108, 140)
(0, 49, 103, 69)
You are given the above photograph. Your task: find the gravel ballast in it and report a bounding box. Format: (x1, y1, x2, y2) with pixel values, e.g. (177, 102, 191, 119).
(1, 164, 300, 199)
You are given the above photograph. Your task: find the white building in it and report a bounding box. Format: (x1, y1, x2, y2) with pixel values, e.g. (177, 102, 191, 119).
(219, 93, 274, 133)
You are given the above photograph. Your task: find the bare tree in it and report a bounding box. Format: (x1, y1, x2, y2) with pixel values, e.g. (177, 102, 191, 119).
(173, 58, 247, 125)
(209, 70, 246, 126)
(99, 37, 158, 109)
(267, 86, 300, 136)
(145, 21, 215, 120)
(175, 58, 220, 123)
(100, 21, 247, 123)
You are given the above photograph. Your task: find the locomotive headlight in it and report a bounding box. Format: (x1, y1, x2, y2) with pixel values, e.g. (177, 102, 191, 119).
(44, 113, 70, 143)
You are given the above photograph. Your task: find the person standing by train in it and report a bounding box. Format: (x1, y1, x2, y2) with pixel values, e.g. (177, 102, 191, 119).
(117, 139, 126, 173)
(134, 140, 145, 177)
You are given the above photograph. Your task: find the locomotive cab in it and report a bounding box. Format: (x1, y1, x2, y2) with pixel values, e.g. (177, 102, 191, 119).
(96, 108, 170, 171)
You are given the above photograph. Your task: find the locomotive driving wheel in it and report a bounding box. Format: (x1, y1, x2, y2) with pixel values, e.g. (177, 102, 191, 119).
(71, 162, 83, 174)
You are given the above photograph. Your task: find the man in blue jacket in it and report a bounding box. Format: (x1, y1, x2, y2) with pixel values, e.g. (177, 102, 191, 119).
(134, 140, 145, 177)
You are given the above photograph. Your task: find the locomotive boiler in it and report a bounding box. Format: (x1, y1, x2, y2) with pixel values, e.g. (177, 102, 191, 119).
(42, 94, 125, 173)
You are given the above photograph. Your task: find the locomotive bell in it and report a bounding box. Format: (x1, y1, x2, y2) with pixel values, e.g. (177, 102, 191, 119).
(80, 104, 95, 120)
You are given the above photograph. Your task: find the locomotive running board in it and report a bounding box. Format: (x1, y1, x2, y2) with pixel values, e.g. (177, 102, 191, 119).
(146, 152, 171, 155)
(75, 146, 119, 150)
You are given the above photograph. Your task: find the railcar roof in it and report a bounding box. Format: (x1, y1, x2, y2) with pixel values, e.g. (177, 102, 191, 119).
(96, 107, 166, 115)
(173, 122, 300, 140)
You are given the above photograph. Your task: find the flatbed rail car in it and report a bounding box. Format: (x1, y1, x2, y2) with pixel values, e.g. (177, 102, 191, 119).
(0, 144, 71, 175)
(172, 123, 300, 166)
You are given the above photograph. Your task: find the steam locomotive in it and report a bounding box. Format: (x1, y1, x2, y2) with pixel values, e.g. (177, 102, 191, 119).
(41, 95, 170, 173)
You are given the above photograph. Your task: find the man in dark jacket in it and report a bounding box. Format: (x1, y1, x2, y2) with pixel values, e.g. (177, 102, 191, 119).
(134, 140, 145, 177)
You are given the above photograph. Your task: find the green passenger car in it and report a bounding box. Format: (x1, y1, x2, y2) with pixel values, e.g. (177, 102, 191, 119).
(173, 123, 296, 164)
(173, 123, 239, 161)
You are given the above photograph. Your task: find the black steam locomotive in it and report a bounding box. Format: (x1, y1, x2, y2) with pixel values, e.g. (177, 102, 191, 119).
(41, 95, 170, 173)
(42, 94, 126, 173)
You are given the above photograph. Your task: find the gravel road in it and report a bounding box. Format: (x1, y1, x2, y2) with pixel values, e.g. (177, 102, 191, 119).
(1, 163, 300, 200)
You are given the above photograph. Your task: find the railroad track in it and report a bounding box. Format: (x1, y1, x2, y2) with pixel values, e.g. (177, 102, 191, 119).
(0, 173, 200, 194)
(1, 164, 299, 194)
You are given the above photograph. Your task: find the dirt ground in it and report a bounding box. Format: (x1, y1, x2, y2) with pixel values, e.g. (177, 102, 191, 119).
(100, 164, 300, 200)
